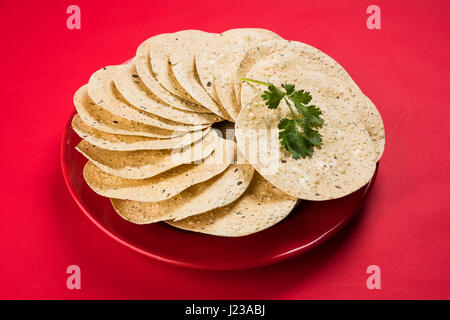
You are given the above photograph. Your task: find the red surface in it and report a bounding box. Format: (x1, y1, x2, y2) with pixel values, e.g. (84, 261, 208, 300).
(62, 112, 378, 270)
(1, 0, 449, 299)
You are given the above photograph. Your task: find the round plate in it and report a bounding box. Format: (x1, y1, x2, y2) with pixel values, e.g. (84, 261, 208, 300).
(61, 111, 377, 270)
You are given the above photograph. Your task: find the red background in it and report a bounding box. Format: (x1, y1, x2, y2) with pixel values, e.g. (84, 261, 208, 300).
(1, 0, 449, 299)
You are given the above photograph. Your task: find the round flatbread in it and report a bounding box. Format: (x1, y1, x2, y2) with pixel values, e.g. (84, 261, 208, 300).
(110, 163, 254, 224)
(206, 29, 281, 121)
(168, 31, 232, 120)
(234, 39, 385, 159)
(195, 35, 225, 103)
(88, 66, 207, 132)
(243, 51, 384, 160)
(148, 31, 198, 101)
(135, 39, 210, 113)
(74, 85, 184, 138)
(82, 137, 235, 202)
(72, 114, 210, 151)
(222, 28, 281, 41)
(76, 129, 217, 179)
(236, 69, 377, 200)
(167, 173, 298, 237)
(111, 63, 221, 125)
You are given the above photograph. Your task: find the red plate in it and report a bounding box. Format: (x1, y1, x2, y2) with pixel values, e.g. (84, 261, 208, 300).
(61, 111, 378, 270)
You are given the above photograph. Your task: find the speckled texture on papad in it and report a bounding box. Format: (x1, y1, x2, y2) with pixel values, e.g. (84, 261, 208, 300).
(110, 163, 254, 224)
(71, 114, 210, 151)
(74, 85, 184, 138)
(111, 63, 221, 125)
(168, 30, 231, 120)
(135, 39, 210, 113)
(195, 35, 224, 103)
(236, 70, 377, 200)
(235, 39, 385, 159)
(148, 31, 200, 102)
(166, 172, 298, 237)
(82, 137, 235, 202)
(88, 66, 208, 132)
(76, 129, 217, 179)
(207, 28, 282, 120)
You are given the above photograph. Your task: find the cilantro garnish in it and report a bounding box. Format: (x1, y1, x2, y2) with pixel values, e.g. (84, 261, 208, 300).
(241, 78, 325, 159)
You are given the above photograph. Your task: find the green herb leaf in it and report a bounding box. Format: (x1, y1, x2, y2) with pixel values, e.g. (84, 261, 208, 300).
(279, 119, 314, 159)
(241, 78, 325, 159)
(295, 104, 324, 128)
(282, 83, 296, 95)
(290, 89, 312, 105)
(261, 84, 286, 109)
(302, 126, 323, 147)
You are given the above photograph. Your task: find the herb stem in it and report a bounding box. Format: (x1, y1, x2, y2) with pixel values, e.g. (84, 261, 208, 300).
(240, 77, 270, 86)
(283, 97, 297, 119)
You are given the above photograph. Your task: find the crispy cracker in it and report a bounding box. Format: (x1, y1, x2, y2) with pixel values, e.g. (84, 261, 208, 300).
(74, 85, 183, 138)
(111, 63, 220, 125)
(76, 129, 217, 179)
(110, 163, 254, 223)
(167, 173, 298, 237)
(237, 72, 376, 200)
(72, 114, 210, 151)
(234, 39, 385, 159)
(135, 39, 210, 113)
(88, 66, 207, 132)
(82, 137, 235, 202)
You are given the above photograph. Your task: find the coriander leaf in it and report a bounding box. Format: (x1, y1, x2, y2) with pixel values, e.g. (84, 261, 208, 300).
(294, 104, 324, 128)
(304, 105, 324, 127)
(278, 118, 314, 159)
(261, 84, 285, 109)
(278, 118, 294, 131)
(303, 126, 323, 147)
(282, 83, 295, 95)
(289, 89, 312, 105)
(240, 78, 325, 159)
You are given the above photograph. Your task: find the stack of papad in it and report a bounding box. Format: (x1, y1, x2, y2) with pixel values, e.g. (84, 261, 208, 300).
(72, 28, 385, 237)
